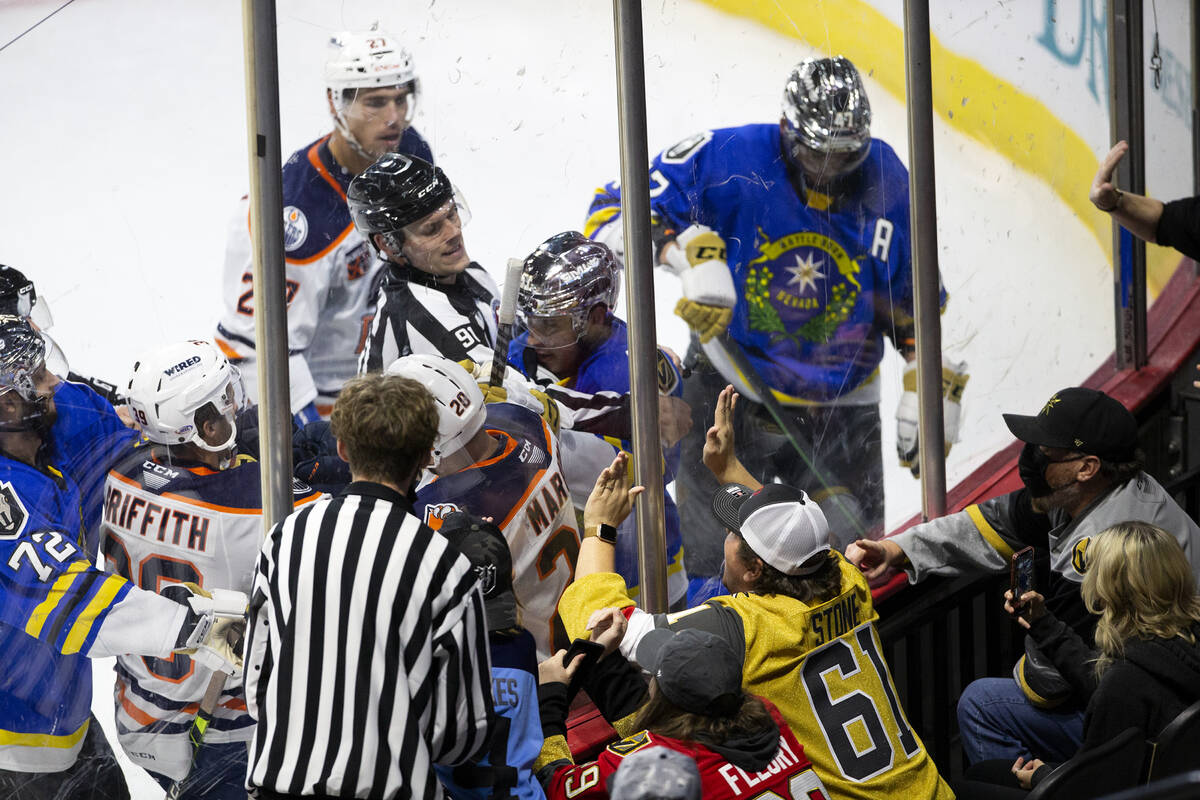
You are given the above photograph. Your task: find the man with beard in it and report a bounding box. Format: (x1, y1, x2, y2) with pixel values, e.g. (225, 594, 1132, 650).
(846, 387, 1200, 766)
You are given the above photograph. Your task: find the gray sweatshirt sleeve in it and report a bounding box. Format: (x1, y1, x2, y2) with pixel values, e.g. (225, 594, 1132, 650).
(889, 493, 1029, 582)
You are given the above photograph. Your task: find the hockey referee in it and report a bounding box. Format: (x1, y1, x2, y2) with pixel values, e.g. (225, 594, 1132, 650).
(244, 372, 495, 799)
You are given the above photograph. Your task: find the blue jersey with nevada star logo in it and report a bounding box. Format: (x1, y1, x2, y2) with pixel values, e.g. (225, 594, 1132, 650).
(586, 123, 944, 405)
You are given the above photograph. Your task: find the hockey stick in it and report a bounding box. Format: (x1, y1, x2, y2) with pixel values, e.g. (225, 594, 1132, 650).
(488, 258, 525, 389)
(163, 618, 245, 798)
(708, 335, 867, 538)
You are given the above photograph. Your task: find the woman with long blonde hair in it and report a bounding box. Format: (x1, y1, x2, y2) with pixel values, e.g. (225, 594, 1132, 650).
(958, 521, 1200, 797)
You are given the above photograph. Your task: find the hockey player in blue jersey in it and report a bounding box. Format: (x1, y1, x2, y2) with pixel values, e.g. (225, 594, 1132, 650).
(102, 340, 322, 799)
(217, 27, 434, 422)
(584, 56, 967, 564)
(0, 317, 245, 798)
(507, 233, 690, 608)
(388, 354, 581, 659)
(435, 512, 546, 800)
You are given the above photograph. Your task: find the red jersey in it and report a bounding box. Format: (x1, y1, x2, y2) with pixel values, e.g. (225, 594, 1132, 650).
(545, 701, 830, 800)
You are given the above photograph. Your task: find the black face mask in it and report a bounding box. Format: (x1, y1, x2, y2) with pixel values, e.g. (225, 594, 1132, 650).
(1018, 442, 1054, 497)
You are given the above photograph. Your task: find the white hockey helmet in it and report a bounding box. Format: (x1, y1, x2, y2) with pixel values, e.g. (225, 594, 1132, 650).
(385, 354, 485, 468)
(126, 340, 242, 454)
(326, 27, 419, 122)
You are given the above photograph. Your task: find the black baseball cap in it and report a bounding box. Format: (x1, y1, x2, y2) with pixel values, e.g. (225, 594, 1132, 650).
(438, 512, 517, 632)
(634, 628, 743, 716)
(710, 483, 831, 575)
(1002, 387, 1138, 461)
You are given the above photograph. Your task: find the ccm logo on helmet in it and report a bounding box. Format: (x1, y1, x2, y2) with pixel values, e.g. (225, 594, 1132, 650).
(163, 356, 202, 377)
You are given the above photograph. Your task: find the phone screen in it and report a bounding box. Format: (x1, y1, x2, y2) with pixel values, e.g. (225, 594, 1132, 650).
(1011, 547, 1034, 597)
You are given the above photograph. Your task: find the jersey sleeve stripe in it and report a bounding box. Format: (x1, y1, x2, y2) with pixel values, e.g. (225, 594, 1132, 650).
(966, 503, 1016, 561)
(118, 680, 160, 727)
(0, 718, 90, 749)
(44, 569, 102, 651)
(24, 560, 88, 639)
(583, 195, 621, 237)
(62, 574, 131, 654)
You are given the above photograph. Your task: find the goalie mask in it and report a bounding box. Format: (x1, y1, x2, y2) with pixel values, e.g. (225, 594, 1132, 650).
(126, 340, 244, 467)
(516, 231, 620, 351)
(385, 354, 484, 469)
(325, 27, 420, 161)
(0, 315, 56, 433)
(781, 56, 872, 186)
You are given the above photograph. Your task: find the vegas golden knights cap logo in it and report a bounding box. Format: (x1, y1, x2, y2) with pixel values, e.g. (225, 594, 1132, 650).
(1072, 537, 1090, 574)
(1041, 394, 1062, 416)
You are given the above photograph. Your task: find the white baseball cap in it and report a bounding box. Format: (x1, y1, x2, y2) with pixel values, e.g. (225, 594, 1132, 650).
(711, 483, 831, 575)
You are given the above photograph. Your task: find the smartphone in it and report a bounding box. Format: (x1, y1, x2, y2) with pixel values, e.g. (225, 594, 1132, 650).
(563, 638, 606, 694)
(1010, 546, 1035, 599)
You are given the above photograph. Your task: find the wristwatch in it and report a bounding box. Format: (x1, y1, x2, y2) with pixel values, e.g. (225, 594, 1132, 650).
(597, 523, 618, 544)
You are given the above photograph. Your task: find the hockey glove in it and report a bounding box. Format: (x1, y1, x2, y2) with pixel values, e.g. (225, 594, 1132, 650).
(660, 225, 736, 344)
(174, 582, 248, 675)
(458, 359, 563, 434)
(896, 359, 969, 476)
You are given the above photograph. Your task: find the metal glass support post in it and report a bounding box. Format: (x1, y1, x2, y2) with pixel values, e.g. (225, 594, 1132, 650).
(242, 0, 294, 528)
(612, 0, 668, 613)
(1192, 4, 1200, 231)
(903, 0, 947, 520)
(1109, 0, 1148, 369)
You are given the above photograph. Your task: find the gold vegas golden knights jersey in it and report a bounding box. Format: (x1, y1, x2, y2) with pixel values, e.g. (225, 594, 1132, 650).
(561, 554, 954, 800)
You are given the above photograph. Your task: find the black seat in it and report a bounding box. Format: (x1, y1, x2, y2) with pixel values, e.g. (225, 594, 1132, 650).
(1026, 726, 1145, 800)
(1146, 700, 1200, 783)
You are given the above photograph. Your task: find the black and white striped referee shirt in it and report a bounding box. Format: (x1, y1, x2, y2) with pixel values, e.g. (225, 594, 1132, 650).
(356, 260, 636, 438)
(245, 481, 494, 799)
(359, 262, 500, 374)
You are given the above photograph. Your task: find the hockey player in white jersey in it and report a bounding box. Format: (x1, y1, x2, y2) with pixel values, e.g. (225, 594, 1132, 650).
(388, 354, 579, 658)
(101, 340, 320, 799)
(216, 28, 433, 421)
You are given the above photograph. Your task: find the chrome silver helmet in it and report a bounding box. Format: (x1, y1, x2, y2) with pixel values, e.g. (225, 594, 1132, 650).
(782, 57, 871, 181)
(517, 231, 620, 340)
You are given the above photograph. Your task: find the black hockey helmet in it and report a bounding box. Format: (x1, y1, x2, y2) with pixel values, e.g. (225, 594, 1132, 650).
(0, 265, 37, 319)
(347, 153, 454, 242)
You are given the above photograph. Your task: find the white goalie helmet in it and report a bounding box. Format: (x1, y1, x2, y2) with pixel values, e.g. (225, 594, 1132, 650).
(385, 354, 485, 468)
(125, 340, 242, 454)
(326, 27, 419, 121)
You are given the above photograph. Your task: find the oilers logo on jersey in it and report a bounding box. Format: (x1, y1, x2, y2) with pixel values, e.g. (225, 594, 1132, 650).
(283, 206, 308, 251)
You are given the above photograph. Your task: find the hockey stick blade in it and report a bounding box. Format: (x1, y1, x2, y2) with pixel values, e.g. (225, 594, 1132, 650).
(489, 257, 525, 389)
